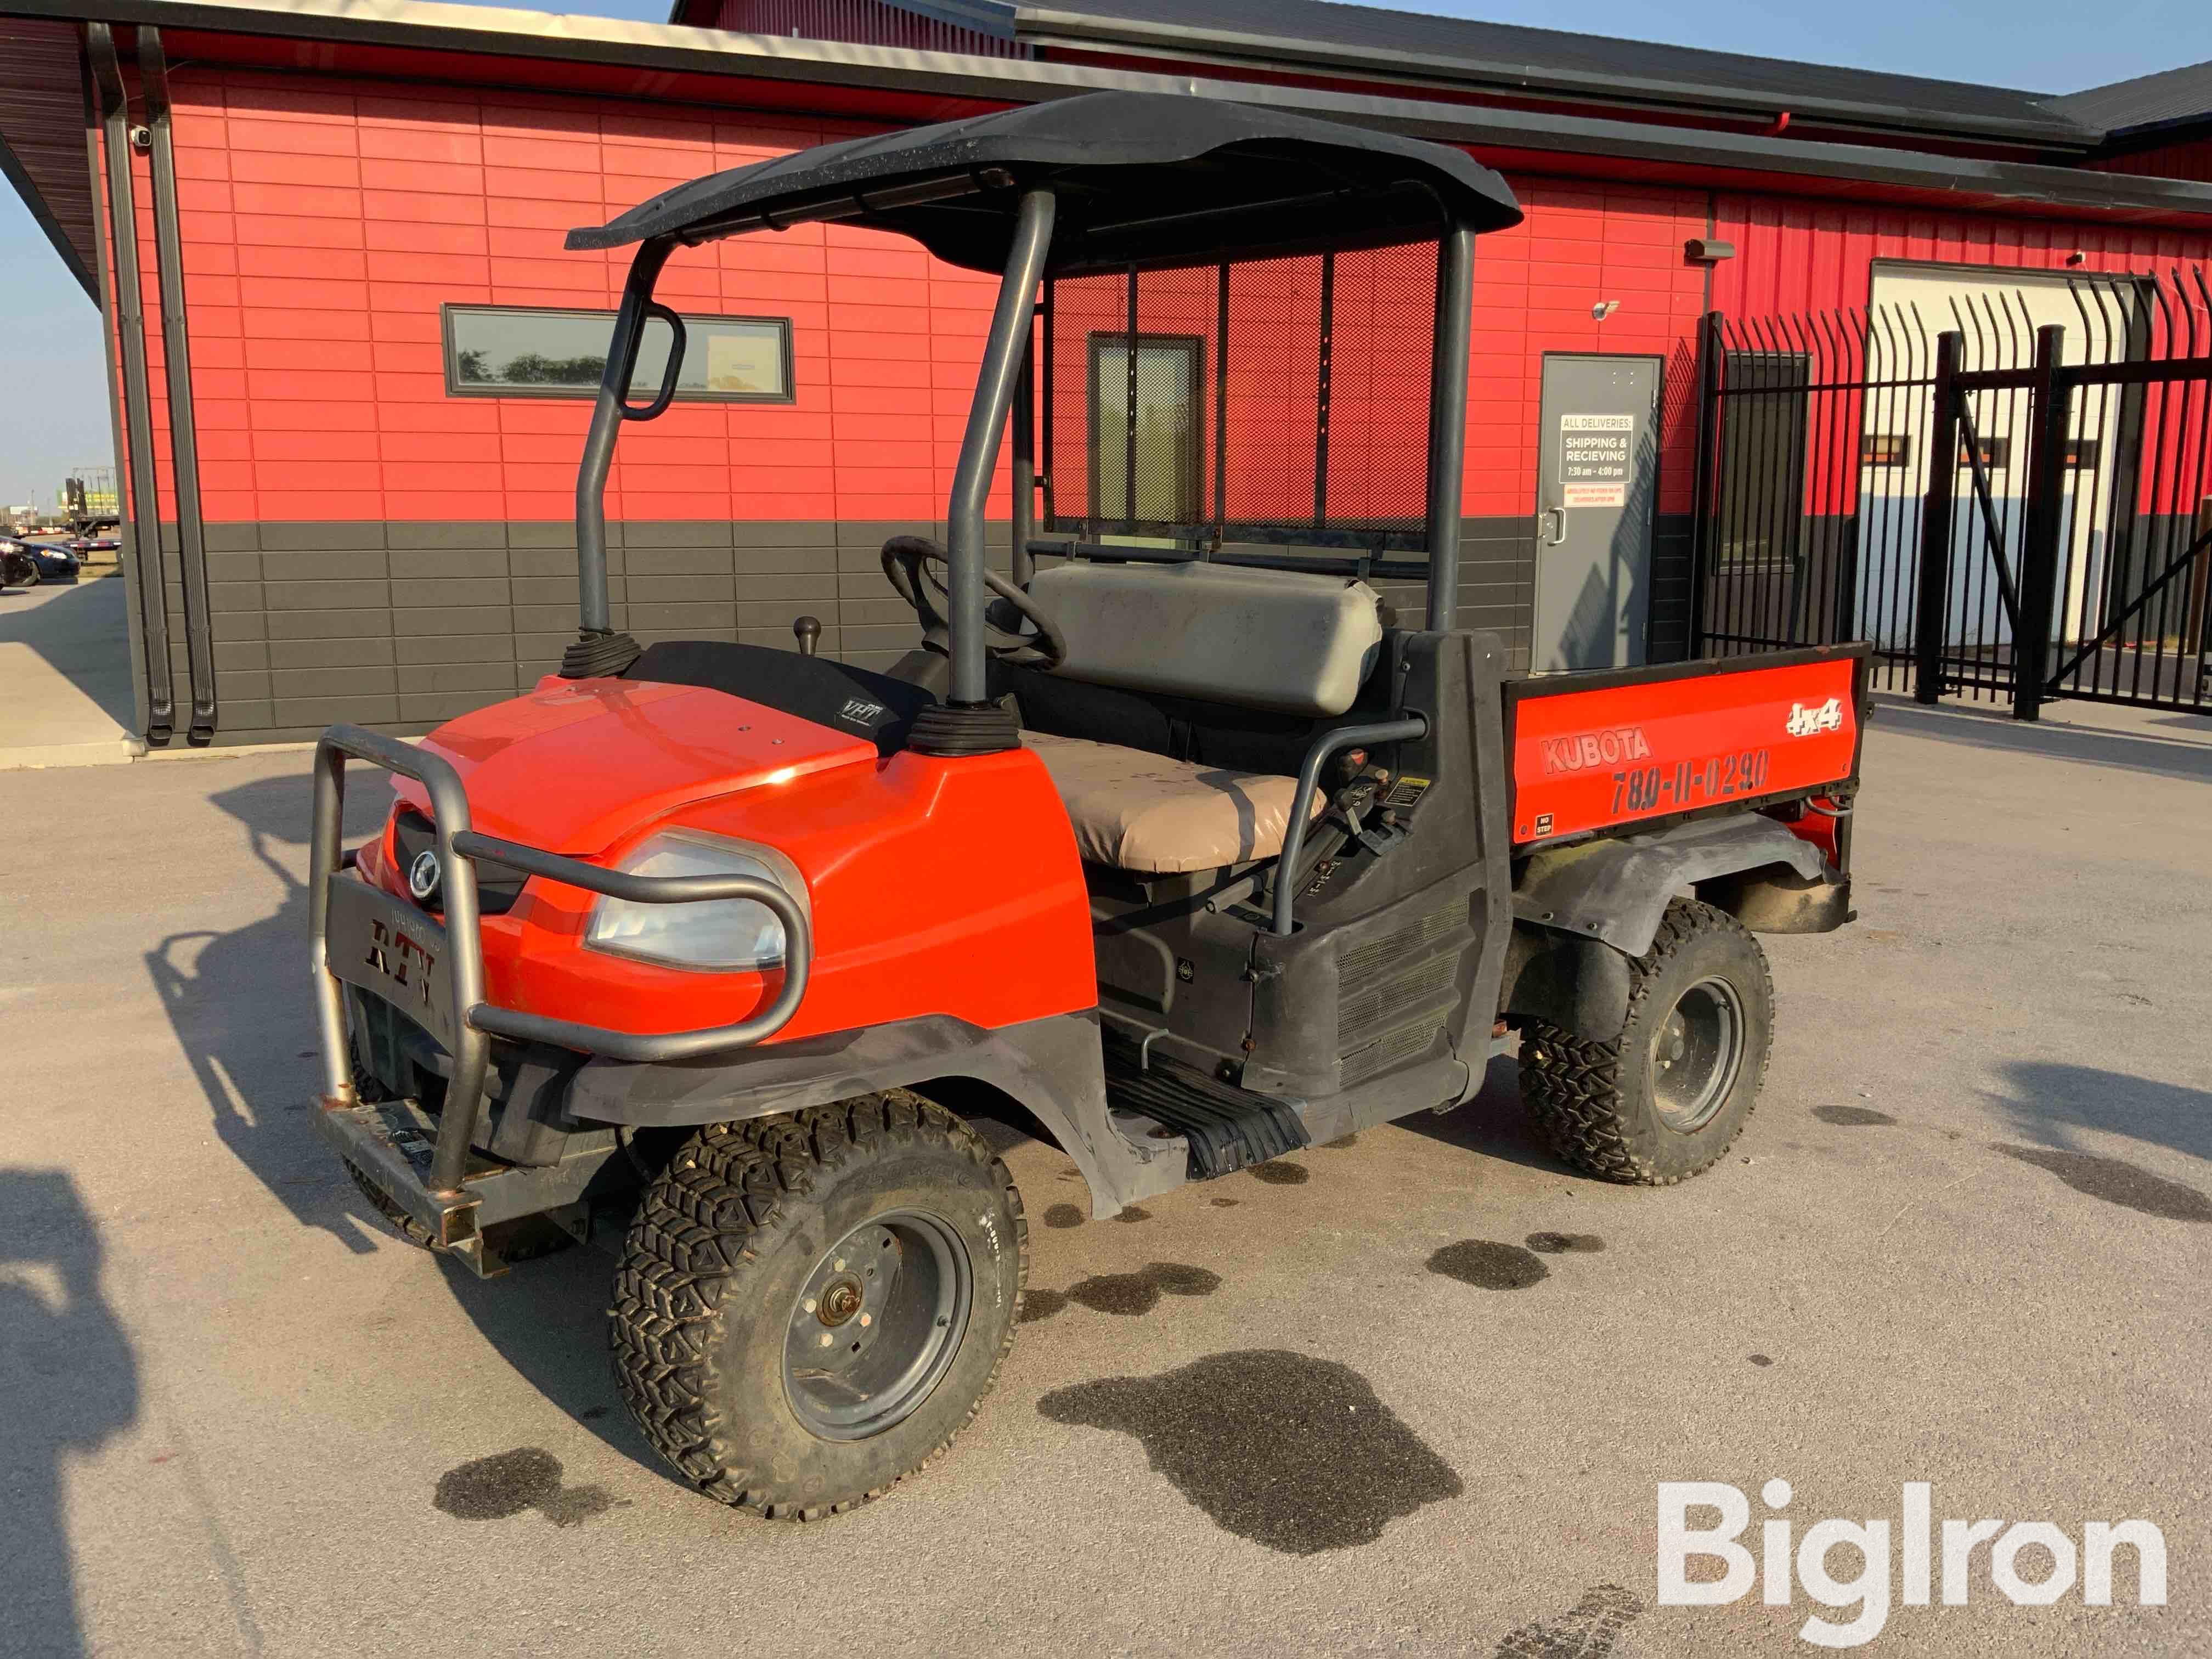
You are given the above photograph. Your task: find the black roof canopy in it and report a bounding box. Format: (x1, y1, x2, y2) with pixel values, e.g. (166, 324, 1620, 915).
(567, 91, 1522, 273)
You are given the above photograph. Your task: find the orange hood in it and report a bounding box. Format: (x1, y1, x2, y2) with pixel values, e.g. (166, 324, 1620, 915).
(394, 678, 875, 856)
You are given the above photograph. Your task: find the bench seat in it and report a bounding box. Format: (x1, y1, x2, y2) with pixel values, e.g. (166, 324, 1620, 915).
(1022, 730, 1317, 876)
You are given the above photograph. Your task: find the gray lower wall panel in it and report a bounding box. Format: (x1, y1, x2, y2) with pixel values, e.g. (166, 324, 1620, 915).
(155, 515, 1688, 746)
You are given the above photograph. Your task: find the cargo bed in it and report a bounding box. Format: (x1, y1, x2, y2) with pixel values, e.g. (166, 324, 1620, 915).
(1503, 643, 1869, 854)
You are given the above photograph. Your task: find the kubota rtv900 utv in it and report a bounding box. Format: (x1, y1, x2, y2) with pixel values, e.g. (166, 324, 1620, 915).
(312, 93, 1866, 1519)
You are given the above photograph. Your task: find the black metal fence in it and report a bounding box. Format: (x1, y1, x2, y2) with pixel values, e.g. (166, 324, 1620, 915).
(1691, 267, 2212, 718)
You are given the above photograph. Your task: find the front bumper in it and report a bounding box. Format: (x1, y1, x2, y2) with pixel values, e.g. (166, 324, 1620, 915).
(311, 1089, 602, 1274)
(311, 721, 814, 1271)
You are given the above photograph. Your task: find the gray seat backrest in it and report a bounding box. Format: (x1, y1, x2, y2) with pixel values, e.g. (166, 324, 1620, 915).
(1027, 560, 1385, 718)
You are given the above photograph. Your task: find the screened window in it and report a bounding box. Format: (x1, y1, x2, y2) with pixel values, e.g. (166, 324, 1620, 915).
(443, 305, 793, 402)
(1087, 333, 1203, 528)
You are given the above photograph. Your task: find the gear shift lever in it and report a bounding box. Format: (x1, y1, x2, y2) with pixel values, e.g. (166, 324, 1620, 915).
(793, 615, 821, 657)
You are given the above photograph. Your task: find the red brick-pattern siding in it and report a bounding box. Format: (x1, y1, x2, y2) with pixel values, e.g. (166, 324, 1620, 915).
(1712, 194, 2212, 314)
(161, 69, 1002, 528)
(149, 65, 2212, 535)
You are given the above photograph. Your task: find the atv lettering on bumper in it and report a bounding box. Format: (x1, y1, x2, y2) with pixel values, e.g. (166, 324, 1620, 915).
(325, 873, 459, 1054)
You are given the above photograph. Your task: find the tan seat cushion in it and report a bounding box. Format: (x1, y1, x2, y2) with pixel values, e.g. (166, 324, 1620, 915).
(1023, 730, 1318, 875)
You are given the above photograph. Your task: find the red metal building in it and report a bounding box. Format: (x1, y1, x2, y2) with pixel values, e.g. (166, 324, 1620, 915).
(2, 0, 2210, 744)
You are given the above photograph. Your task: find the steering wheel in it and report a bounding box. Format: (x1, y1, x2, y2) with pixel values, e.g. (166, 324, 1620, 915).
(881, 535, 1066, 669)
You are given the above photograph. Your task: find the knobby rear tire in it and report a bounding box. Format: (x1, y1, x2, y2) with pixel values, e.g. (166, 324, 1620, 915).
(1518, 899, 1774, 1186)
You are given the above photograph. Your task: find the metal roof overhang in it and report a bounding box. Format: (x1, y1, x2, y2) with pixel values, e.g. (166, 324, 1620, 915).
(3, 0, 2211, 235)
(0, 15, 99, 300)
(1008, 3, 2096, 151)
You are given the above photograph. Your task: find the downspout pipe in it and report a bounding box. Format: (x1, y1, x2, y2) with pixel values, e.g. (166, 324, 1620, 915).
(79, 44, 150, 742)
(139, 27, 217, 743)
(88, 23, 175, 744)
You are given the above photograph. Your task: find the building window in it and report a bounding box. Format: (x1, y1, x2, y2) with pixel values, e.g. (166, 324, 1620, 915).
(1088, 333, 1202, 527)
(443, 305, 793, 402)
(1959, 434, 2011, 471)
(1860, 433, 1912, 469)
(2064, 437, 2102, 469)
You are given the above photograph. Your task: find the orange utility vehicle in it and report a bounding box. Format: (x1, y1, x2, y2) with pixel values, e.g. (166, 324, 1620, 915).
(312, 94, 1866, 1518)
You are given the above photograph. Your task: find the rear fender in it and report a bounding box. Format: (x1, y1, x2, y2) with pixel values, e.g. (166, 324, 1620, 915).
(1513, 812, 1832, 958)
(561, 1010, 1179, 1218)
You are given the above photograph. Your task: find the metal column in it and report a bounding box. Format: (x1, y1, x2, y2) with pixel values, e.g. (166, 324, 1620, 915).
(138, 27, 216, 743)
(87, 22, 174, 745)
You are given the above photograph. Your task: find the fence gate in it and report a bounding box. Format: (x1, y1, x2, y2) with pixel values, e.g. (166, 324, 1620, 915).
(1691, 266, 2212, 718)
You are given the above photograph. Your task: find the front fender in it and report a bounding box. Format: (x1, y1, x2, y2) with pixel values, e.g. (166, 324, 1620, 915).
(561, 1010, 1177, 1218)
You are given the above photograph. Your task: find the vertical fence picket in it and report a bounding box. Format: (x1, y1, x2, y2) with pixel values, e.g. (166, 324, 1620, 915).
(1695, 263, 2212, 716)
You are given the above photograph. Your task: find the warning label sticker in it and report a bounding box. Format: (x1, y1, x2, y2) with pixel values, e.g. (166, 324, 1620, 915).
(1560, 413, 1633, 508)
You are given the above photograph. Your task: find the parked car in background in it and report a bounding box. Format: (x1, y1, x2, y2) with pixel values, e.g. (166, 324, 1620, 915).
(0, 540, 37, 590)
(0, 533, 80, 585)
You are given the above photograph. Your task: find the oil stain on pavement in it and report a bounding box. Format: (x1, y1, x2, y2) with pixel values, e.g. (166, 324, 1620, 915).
(1814, 1104, 1898, 1126)
(1252, 1160, 1311, 1185)
(433, 1448, 621, 1526)
(1491, 1583, 1644, 1657)
(1038, 1350, 1460, 1554)
(1525, 1232, 1604, 1254)
(1429, 1240, 1549, 1289)
(1994, 1144, 2212, 1222)
(1019, 1288, 1069, 1324)
(1024, 1262, 1222, 1321)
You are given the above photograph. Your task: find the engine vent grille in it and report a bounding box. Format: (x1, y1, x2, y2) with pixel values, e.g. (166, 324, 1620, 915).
(1339, 1018, 1444, 1086)
(1339, 953, 1458, 1051)
(1339, 899, 1462, 984)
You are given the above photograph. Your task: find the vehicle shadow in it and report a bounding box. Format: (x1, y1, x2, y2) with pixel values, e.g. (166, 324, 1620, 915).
(1395, 1051, 1588, 1178)
(144, 771, 395, 1254)
(1989, 1060, 2212, 1168)
(143, 769, 664, 1474)
(0, 1169, 139, 1658)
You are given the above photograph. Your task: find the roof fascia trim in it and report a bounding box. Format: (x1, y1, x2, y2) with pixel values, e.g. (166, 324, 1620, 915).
(10, 0, 2211, 223)
(1009, 4, 2096, 148)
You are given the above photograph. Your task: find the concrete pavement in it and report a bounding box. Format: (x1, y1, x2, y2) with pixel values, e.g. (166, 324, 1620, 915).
(2, 696, 2207, 1657)
(0, 567, 142, 769)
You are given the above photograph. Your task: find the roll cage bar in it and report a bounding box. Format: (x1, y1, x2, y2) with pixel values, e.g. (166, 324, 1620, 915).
(558, 93, 1514, 708)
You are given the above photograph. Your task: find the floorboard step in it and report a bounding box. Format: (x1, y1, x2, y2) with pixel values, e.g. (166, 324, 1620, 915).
(1104, 1052, 1310, 1179)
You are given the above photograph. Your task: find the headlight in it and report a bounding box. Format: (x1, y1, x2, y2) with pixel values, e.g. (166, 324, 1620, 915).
(584, 831, 805, 972)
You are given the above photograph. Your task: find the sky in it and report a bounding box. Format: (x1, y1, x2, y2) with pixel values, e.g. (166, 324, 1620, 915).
(3, 0, 2209, 509)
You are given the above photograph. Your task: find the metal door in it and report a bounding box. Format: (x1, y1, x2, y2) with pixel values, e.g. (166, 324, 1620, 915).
(1534, 354, 1660, 672)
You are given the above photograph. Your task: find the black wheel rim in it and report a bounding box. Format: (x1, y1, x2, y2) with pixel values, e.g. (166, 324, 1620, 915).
(782, 1209, 972, 1441)
(1651, 975, 1745, 1133)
